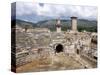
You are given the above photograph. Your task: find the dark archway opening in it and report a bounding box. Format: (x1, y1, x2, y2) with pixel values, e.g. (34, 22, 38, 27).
(76, 49, 79, 54)
(55, 44, 63, 53)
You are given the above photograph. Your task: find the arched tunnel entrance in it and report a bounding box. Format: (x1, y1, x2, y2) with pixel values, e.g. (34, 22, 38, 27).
(76, 49, 79, 54)
(55, 44, 63, 53)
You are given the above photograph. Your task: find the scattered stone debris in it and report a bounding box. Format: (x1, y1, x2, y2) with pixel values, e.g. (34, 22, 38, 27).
(12, 17, 97, 72)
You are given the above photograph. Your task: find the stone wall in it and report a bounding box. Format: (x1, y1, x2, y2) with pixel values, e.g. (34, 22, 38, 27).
(15, 26, 97, 68)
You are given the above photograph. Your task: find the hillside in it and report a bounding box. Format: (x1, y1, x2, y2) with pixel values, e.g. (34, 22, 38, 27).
(12, 19, 97, 32)
(37, 19, 97, 32)
(12, 19, 37, 29)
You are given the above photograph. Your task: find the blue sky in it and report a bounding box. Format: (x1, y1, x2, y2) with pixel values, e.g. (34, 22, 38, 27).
(14, 2, 97, 23)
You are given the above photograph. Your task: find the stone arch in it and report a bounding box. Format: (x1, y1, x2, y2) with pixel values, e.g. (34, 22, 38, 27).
(50, 42, 65, 53)
(76, 49, 80, 54)
(55, 44, 63, 53)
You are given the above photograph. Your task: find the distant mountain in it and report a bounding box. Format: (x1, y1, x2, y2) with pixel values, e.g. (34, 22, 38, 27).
(12, 19, 97, 32)
(77, 19, 97, 32)
(37, 19, 97, 32)
(11, 19, 37, 29)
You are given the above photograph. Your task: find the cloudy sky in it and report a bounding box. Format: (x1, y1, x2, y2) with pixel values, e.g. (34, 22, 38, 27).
(13, 2, 97, 23)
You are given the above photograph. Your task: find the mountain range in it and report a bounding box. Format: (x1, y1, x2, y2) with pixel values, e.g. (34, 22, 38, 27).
(12, 19, 97, 32)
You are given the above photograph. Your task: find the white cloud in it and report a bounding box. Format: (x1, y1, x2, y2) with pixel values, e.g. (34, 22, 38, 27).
(16, 2, 37, 16)
(16, 2, 97, 20)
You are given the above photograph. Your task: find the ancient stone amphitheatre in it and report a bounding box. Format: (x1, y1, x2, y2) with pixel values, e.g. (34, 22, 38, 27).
(12, 17, 97, 73)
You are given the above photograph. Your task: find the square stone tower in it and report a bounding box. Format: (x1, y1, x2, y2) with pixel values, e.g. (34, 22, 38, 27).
(71, 17, 77, 32)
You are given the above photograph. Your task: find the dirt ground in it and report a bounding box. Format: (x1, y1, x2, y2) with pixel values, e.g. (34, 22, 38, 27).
(16, 52, 97, 73)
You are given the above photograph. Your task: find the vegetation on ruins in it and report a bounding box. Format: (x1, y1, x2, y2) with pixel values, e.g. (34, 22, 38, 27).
(12, 19, 97, 32)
